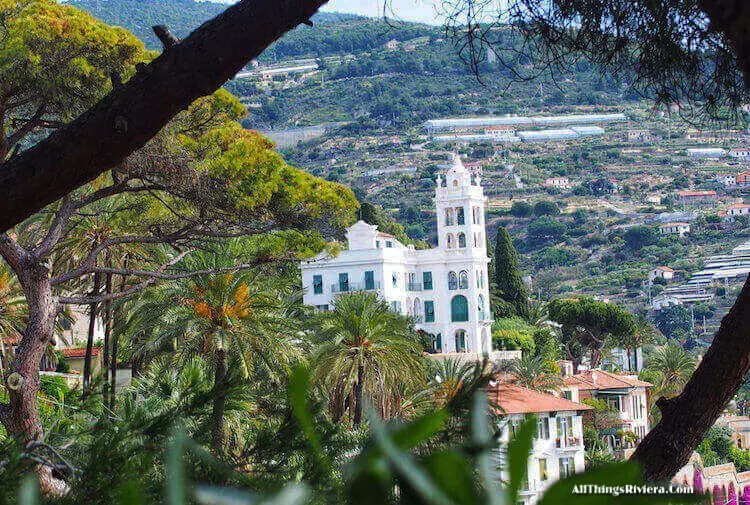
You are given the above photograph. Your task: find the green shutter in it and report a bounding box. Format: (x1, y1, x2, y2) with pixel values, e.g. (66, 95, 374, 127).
(364, 271, 374, 290)
(339, 273, 349, 292)
(423, 271, 433, 290)
(451, 295, 469, 322)
(424, 301, 435, 322)
(313, 275, 323, 294)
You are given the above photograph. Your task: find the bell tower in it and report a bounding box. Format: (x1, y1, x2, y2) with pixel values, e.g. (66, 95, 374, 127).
(434, 154, 493, 355)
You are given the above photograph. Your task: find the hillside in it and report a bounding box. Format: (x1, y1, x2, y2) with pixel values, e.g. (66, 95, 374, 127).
(68, 0, 353, 50)
(68, 0, 750, 335)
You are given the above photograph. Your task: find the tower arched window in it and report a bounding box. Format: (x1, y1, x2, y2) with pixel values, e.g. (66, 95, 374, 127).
(445, 208, 455, 226)
(446, 233, 455, 249)
(456, 207, 465, 225)
(458, 233, 466, 248)
(451, 295, 469, 322)
(452, 179, 459, 187)
(459, 270, 469, 289)
(448, 271, 458, 290)
(478, 295, 486, 320)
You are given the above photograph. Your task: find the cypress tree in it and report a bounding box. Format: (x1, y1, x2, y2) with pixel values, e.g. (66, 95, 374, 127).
(493, 226, 531, 319)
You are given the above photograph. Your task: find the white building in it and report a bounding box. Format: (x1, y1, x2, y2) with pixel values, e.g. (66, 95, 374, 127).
(729, 147, 750, 160)
(562, 370, 652, 453)
(490, 381, 591, 505)
(300, 154, 493, 354)
(724, 204, 750, 221)
(649, 266, 675, 281)
(544, 177, 571, 190)
(717, 174, 737, 188)
(659, 222, 691, 237)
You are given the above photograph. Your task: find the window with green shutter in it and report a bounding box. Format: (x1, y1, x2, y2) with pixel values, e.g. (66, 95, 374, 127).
(338, 273, 349, 292)
(364, 271, 374, 290)
(422, 271, 433, 290)
(313, 275, 323, 294)
(451, 295, 469, 322)
(424, 301, 435, 322)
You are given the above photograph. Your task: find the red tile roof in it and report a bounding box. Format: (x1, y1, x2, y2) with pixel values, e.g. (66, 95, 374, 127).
(487, 381, 593, 415)
(377, 232, 397, 239)
(562, 370, 652, 391)
(61, 347, 101, 359)
(655, 266, 674, 272)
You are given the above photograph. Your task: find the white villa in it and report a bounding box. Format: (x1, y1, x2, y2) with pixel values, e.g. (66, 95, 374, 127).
(300, 154, 494, 354)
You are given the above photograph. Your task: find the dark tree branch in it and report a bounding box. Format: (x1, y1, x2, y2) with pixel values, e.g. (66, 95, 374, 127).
(153, 25, 179, 49)
(6, 103, 46, 149)
(33, 196, 73, 259)
(0, 233, 28, 273)
(0, 0, 328, 232)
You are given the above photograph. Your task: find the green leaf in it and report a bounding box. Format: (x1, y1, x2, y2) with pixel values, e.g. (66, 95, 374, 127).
(193, 483, 309, 505)
(391, 408, 448, 449)
(166, 431, 187, 505)
(369, 407, 455, 505)
(18, 476, 38, 505)
(506, 415, 536, 503)
(422, 450, 478, 505)
(287, 365, 330, 474)
(472, 393, 504, 505)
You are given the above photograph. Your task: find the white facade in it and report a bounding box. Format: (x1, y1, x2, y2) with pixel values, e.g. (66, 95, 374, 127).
(300, 154, 493, 354)
(499, 412, 586, 504)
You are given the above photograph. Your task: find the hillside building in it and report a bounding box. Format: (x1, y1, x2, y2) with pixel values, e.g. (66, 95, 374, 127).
(300, 155, 493, 355)
(659, 222, 691, 237)
(676, 190, 718, 205)
(490, 381, 591, 505)
(562, 370, 652, 453)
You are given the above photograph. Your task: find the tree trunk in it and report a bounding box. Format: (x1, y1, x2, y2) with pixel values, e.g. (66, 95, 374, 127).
(82, 272, 102, 399)
(0, 261, 67, 495)
(632, 277, 750, 480)
(210, 347, 228, 454)
(0, 0, 329, 233)
(353, 363, 365, 426)
(109, 300, 120, 413)
(102, 273, 113, 408)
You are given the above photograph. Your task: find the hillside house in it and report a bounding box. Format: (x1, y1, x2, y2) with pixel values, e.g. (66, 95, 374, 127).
(626, 129, 653, 143)
(715, 415, 750, 450)
(544, 177, 571, 190)
(730, 148, 750, 160)
(717, 174, 737, 187)
(562, 370, 652, 453)
(489, 381, 591, 505)
(724, 204, 750, 221)
(737, 172, 750, 187)
(676, 190, 718, 205)
(650, 266, 675, 281)
(659, 222, 691, 237)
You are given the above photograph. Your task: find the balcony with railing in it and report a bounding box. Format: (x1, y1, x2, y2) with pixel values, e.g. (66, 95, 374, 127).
(555, 435, 583, 450)
(406, 282, 423, 292)
(331, 282, 381, 294)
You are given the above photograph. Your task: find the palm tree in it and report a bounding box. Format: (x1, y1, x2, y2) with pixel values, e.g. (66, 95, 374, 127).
(0, 263, 26, 374)
(501, 355, 562, 393)
(126, 250, 302, 453)
(311, 292, 425, 425)
(644, 342, 696, 398)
